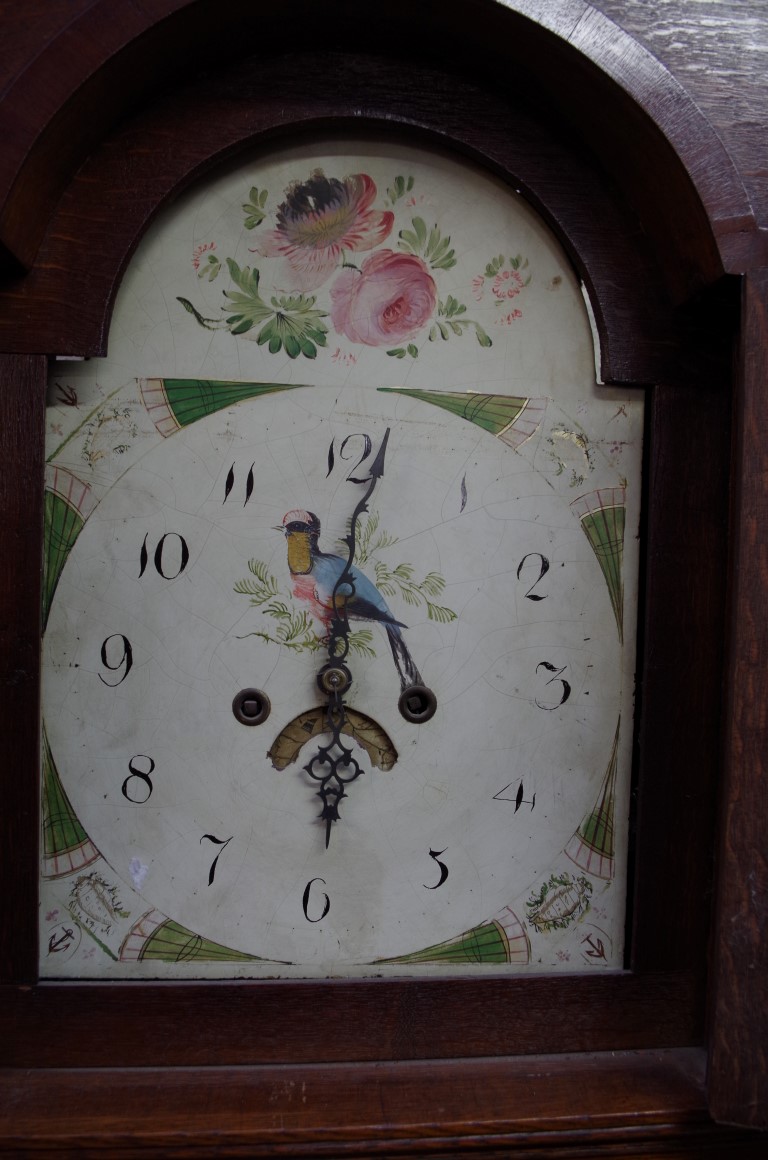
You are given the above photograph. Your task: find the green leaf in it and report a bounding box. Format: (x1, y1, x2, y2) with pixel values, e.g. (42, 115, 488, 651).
(226, 257, 257, 294)
(421, 571, 446, 597)
(222, 272, 329, 356)
(198, 254, 221, 282)
(440, 295, 461, 317)
(425, 228, 456, 270)
(387, 174, 415, 204)
(228, 317, 254, 335)
(387, 348, 408, 358)
(397, 217, 459, 270)
(349, 629, 376, 659)
(243, 186, 268, 229)
(407, 343, 419, 358)
(234, 562, 280, 604)
(222, 259, 276, 334)
(398, 216, 430, 256)
(475, 326, 492, 348)
(426, 602, 457, 623)
(266, 601, 291, 620)
(177, 297, 221, 330)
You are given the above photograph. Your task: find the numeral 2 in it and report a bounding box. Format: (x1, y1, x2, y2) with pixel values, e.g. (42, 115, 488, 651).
(517, 553, 550, 601)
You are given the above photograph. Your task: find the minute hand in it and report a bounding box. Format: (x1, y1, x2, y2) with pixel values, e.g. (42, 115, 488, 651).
(326, 427, 390, 666)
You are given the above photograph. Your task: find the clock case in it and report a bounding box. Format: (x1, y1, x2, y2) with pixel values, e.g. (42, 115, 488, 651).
(0, 1, 765, 1154)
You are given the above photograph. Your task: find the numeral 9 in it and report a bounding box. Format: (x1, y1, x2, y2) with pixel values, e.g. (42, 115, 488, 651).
(99, 634, 133, 686)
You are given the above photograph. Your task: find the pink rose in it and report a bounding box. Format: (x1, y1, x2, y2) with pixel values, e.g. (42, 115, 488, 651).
(330, 250, 437, 346)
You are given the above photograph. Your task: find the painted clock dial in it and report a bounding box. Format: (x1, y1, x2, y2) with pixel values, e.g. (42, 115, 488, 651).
(40, 138, 642, 978)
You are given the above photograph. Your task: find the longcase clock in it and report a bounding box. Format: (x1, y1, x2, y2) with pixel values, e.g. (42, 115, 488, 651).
(1, 0, 766, 1153)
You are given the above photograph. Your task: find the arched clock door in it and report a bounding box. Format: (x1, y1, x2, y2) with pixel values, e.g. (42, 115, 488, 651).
(1, 1, 765, 1153)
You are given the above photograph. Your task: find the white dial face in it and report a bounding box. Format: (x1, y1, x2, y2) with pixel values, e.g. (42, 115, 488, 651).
(40, 138, 642, 978)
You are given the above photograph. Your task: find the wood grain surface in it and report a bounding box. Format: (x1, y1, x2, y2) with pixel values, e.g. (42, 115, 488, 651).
(593, 0, 768, 228)
(1, 1049, 766, 1158)
(0, 354, 45, 985)
(708, 269, 768, 1128)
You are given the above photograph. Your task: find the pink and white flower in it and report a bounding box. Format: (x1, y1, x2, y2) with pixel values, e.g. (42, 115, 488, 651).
(496, 308, 523, 325)
(330, 250, 437, 347)
(192, 241, 216, 270)
(492, 268, 525, 299)
(331, 347, 358, 366)
(471, 274, 486, 301)
(254, 171, 394, 291)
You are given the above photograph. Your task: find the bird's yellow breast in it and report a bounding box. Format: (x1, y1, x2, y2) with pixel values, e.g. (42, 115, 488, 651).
(286, 531, 312, 575)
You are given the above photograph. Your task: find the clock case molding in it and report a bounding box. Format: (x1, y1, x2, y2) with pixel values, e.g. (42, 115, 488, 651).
(0, 0, 765, 1154)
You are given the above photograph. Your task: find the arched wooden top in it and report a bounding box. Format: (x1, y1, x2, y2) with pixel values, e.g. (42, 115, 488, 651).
(0, 0, 760, 279)
(0, 0, 753, 386)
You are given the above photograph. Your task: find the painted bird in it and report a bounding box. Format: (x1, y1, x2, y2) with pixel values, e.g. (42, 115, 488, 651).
(277, 508, 422, 691)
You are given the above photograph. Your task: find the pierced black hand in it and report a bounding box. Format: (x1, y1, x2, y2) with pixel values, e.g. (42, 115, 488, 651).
(325, 427, 390, 668)
(304, 428, 390, 847)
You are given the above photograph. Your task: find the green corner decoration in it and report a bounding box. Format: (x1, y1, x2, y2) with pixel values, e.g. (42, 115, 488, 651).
(42, 728, 101, 879)
(139, 378, 306, 436)
(565, 718, 620, 880)
(118, 909, 268, 964)
(571, 487, 625, 643)
(378, 387, 546, 450)
(42, 467, 96, 629)
(374, 907, 530, 966)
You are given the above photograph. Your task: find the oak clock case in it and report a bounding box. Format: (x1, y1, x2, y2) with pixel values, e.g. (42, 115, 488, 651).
(40, 139, 642, 979)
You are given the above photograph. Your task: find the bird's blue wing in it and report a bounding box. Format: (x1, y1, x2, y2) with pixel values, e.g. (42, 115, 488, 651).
(313, 553, 405, 628)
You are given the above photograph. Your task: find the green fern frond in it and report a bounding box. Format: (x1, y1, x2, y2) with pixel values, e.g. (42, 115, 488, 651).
(426, 601, 457, 623)
(233, 560, 280, 604)
(348, 629, 376, 658)
(399, 587, 421, 606)
(421, 571, 446, 597)
(264, 601, 292, 620)
(278, 610, 318, 644)
(248, 559, 271, 581)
